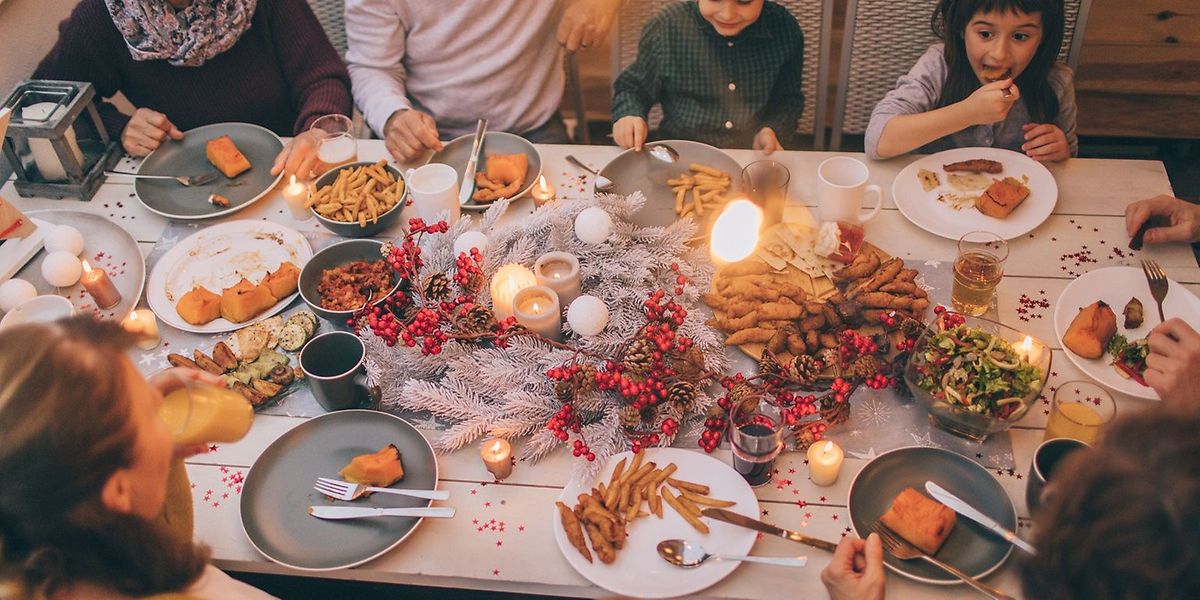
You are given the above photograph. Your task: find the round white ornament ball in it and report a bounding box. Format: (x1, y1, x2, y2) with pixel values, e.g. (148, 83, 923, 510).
(0, 278, 38, 313)
(41, 251, 83, 288)
(567, 294, 609, 336)
(43, 224, 85, 256)
(574, 207, 613, 245)
(453, 230, 489, 257)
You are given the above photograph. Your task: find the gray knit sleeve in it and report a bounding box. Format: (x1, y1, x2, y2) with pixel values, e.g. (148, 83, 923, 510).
(864, 44, 947, 160)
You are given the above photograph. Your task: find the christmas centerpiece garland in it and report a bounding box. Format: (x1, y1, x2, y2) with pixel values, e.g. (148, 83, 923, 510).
(356, 192, 921, 480)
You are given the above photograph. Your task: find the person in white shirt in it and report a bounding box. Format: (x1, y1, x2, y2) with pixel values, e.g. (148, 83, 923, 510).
(346, 0, 620, 162)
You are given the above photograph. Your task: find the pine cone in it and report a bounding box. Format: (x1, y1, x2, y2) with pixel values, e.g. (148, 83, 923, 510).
(460, 304, 497, 334)
(845, 354, 886, 381)
(758, 349, 783, 376)
(622, 338, 655, 375)
(572, 364, 598, 394)
(672, 346, 708, 382)
(398, 304, 420, 324)
(554, 380, 575, 402)
(789, 354, 822, 386)
(667, 381, 697, 412)
(619, 404, 658, 430)
(424, 272, 451, 300)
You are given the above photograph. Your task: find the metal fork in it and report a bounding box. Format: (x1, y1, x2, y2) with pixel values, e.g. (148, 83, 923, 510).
(871, 521, 1014, 600)
(105, 169, 219, 187)
(314, 477, 449, 501)
(1142, 259, 1169, 323)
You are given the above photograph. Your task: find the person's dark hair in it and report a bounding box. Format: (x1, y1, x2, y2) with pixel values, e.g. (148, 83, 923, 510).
(1020, 407, 1200, 599)
(931, 0, 1065, 123)
(0, 316, 207, 598)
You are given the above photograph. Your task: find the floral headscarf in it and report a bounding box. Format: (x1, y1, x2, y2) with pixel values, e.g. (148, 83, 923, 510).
(104, 0, 257, 67)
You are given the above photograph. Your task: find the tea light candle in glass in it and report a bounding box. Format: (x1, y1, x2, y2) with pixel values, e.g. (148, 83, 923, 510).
(122, 308, 161, 350)
(534, 251, 581, 307)
(281, 174, 313, 220)
(531, 174, 556, 207)
(513, 285, 561, 341)
(489, 263, 537, 322)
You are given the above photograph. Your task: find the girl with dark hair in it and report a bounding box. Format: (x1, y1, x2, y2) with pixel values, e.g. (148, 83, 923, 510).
(0, 317, 272, 599)
(865, 0, 1076, 162)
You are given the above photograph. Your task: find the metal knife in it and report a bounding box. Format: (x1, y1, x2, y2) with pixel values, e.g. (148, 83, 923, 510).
(925, 481, 1036, 555)
(308, 506, 456, 520)
(458, 118, 487, 205)
(701, 508, 838, 553)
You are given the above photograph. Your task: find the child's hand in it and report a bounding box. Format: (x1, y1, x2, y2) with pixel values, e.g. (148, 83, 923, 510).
(1021, 123, 1070, 162)
(613, 116, 649, 151)
(963, 78, 1020, 126)
(753, 127, 784, 155)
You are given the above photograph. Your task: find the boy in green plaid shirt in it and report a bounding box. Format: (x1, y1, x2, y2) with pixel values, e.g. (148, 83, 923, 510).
(612, 0, 804, 153)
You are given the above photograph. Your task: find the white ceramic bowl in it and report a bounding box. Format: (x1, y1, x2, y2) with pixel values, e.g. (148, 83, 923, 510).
(0, 295, 75, 330)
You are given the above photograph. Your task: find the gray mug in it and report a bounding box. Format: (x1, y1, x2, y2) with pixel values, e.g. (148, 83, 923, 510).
(299, 331, 380, 412)
(1026, 437, 1089, 514)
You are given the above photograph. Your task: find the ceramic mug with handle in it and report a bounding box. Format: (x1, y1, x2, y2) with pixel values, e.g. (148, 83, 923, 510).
(405, 163, 460, 225)
(299, 331, 380, 412)
(817, 156, 883, 224)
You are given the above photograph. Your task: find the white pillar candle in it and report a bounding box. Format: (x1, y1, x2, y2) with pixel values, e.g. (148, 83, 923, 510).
(807, 440, 844, 486)
(281, 174, 313, 220)
(534, 251, 581, 307)
(513, 285, 561, 341)
(480, 438, 513, 480)
(122, 308, 161, 351)
(22, 102, 84, 182)
(489, 263, 537, 322)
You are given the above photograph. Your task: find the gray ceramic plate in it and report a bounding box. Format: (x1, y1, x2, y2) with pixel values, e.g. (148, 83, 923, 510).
(18, 210, 145, 320)
(597, 140, 741, 228)
(426, 131, 542, 212)
(847, 446, 1015, 584)
(135, 123, 284, 220)
(240, 410, 440, 571)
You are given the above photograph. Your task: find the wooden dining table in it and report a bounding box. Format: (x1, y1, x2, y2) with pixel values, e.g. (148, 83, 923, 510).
(5, 139, 1198, 599)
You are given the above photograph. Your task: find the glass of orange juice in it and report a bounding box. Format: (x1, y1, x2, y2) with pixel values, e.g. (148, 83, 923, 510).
(158, 372, 254, 446)
(311, 114, 358, 176)
(1044, 380, 1115, 444)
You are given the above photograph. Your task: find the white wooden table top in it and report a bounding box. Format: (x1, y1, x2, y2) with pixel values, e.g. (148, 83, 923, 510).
(6, 141, 1198, 599)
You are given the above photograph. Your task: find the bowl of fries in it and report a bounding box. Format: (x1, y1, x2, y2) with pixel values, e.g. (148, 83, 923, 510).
(310, 160, 407, 237)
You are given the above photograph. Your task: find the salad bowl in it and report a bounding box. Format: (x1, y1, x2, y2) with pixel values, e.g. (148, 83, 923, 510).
(904, 312, 1051, 441)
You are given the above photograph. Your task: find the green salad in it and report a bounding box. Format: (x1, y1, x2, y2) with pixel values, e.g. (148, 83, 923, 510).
(912, 325, 1043, 419)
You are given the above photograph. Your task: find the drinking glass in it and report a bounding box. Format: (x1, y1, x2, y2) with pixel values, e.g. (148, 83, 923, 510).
(728, 395, 784, 487)
(311, 114, 358, 176)
(951, 231, 1008, 316)
(157, 370, 254, 446)
(740, 160, 789, 227)
(1044, 380, 1116, 444)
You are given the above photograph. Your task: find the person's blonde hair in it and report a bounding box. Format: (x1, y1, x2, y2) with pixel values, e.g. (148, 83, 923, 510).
(0, 316, 206, 599)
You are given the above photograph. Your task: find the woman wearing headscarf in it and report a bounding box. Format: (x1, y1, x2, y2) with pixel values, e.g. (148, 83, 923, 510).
(33, 0, 352, 177)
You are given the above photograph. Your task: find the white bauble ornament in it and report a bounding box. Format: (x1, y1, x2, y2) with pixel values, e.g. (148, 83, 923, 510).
(43, 225, 85, 256)
(567, 294, 609, 336)
(41, 251, 83, 288)
(0, 279, 38, 312)
(453, 230, 489, 257)
(574, 207, 613, 245)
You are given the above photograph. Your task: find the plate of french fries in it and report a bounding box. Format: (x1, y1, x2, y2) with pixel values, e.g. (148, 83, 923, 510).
(552, 447, 759, 598)
(309, 160, 406, 237)
(596, 140, 741, 229)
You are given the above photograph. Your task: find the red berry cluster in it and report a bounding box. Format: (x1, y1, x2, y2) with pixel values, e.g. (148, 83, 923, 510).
(876, 311, 899, 328)
(863, 373, 897, 390)
(630, 433, 661, 453)
(403, 307, 449, 355)
(775, 390, 820, 426)
(453, 249, 484, 287)
(698, 427, 723, 452)
(839, 329, 878, 361)
(572, 439, 595, 461)
(546, 403, 579, 441)
(384, 218, 449, 280)
(830, 377, 853, 403)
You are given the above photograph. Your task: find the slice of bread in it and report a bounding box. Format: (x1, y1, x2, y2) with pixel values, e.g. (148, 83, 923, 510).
(205, 135, 252, 179)
(880, 487, 957, 555)
(977, 177, 1030, 219)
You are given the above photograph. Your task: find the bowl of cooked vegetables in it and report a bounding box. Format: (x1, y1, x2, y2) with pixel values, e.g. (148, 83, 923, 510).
(904, 311, 1051, 441)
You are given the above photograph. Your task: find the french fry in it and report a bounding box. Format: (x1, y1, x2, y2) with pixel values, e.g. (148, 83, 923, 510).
(313, 163, 402, 227)
(674, 187, 686, 213)
(690, 163, 727, 177)
(675, 492, 703, 518)
(662, 490, 710, 534)
(648, 485, 662, 516)
(625, 487, 642, 521)
(652, 463, 678, 488)
(608, 457, 627, 489)
(603, 480, 621, 509)
(654, 499, 664, 518)
(680, 488, 737, 508)
(597, 482, 606, 498)
(668, 477, 710, 496)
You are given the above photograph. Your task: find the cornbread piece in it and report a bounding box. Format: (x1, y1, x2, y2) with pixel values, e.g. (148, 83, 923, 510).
(1063, 300, 1117, 359)
(261, 261, 300, 300)
(176, 285, 221, 325)
(880, 487, 957, 555)
(339, 444, 405, 487)
(205, 135, 252, 178)
(220, 278, 276, 323)
(977, 177, 1030, 218)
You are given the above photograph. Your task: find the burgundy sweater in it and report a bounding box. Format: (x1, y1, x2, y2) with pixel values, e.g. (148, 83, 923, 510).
(33, 0, 352, 139)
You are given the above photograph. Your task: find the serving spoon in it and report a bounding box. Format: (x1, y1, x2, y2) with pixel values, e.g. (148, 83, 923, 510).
(565, 154, 614, 191)
(646, 143, 681, 164)
(657, 539, 807, 568)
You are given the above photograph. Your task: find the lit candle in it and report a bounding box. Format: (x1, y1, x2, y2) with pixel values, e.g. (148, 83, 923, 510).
(513, 285, 562, 341)
(489, 263, 537, 322)
(78, 259, 122, 309)
(122, 308, 161, 351)
(281, 174, 312, 220)
(481, 437, 513, 480)
(710, 199, 762, 263)
(806, 440, 844, 486)
(530, 174, 556, 207)
(1017, 335, 1039, 364)
(534, 251, 581, 307)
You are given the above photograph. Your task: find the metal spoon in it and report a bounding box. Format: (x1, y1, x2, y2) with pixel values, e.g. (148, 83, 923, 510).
(646, 143, 681, 164)
(565, 154, 614, 191)
(657, 539, 807, 568)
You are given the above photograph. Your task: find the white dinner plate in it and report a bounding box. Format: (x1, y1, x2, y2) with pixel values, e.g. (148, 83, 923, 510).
(1053, 266, 1200, 400)
(892, 147, 1057, 241)
(147, 220, 312, 333)
(552, 448, 760, 599)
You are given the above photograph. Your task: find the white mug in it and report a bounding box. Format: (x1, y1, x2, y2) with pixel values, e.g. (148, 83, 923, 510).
(405, 163, 460, 225)
(817, 157, 883, 224)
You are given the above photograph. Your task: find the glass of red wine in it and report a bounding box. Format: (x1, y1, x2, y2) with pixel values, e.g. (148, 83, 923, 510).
(729, 396, 784, 487)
